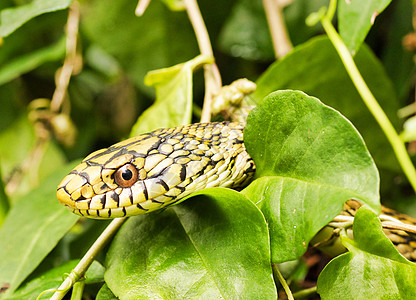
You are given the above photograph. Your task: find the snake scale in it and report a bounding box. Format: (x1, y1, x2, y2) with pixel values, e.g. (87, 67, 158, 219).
(56, 121, 416, 261)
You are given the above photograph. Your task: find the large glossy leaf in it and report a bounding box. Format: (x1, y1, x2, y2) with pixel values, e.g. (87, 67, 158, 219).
(252, 37, 400, 192)
(0, 37, 65, 85)
(242, 90, 379, 262)
(317, 206, 416, 299)
(0, 0, 72, 37)
(0, 164, 79, 296)
(338, 0, 392, 54)
(130, 55, 212, 136)
(2, 260, 104, 300)
(105, 188, 276, 299)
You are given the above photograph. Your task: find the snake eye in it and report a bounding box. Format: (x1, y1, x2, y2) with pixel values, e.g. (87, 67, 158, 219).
(114, 163, 138, 188)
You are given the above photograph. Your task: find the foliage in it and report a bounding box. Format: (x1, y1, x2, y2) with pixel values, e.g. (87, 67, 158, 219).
(0, 0, 415, 299)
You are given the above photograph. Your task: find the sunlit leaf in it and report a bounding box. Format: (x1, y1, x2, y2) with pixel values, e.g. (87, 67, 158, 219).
(338, 0, 392, 54)
(243, 90, 379, 262)
(0, 164, 79, 296)
(105, 188, 276, 299)
(130, 55, 213, 136)
(252, 36, 400, 196)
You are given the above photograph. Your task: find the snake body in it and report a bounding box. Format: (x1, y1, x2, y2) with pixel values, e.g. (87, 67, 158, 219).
(56, 121, 416, 261)
(57, 122, 255, 218)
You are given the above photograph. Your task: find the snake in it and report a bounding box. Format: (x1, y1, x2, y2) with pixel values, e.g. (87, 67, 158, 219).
(56, 121, 416, 261)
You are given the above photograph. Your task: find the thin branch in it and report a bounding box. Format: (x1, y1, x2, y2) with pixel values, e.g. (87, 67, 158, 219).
(6, 2, 80, 196)
(272, 262, 294, 300)
(50, 1, 80, 113)
(135, 0, 151, 16)
(183, 0, 222, 123)
(292, 286, 317, 299)
(49, 218, 127, 300)
(263, 0, 293, 59)
(320, 0, 416, 193)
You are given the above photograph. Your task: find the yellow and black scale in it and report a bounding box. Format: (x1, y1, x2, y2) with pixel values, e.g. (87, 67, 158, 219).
(57, 122, 255, 218)
(56, 121, 416, 261)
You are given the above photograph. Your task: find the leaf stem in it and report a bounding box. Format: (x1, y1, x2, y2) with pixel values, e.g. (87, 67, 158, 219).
(50, 1, 80, 113)
(135, 0, 151, 16)
(262, 0, 293, 59)
(183, 0, 222, 122)
(292, 286, 317, 299)
(272, 262, 294, 300)
(321, 0, 416, 193)
(50, 218, 126, 300)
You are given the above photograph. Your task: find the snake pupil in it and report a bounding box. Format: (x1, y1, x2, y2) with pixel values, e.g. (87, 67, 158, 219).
(114, 163, 138, 188)
(122, 169, 133, 180)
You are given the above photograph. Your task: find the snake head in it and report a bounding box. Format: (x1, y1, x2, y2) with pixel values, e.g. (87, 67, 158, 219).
(57, 122, 255, 219)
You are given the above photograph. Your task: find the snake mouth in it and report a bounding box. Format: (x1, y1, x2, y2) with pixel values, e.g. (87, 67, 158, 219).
(62, 196, 176, 219)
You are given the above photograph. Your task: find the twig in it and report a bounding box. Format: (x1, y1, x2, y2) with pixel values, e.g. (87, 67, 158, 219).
(263, 0, 293, 59)
(272, 262, 294, 300)
(135, 0, 151, 16)
(320, 0, 416, 193)
(292, 286, 317, 299)
(50, 1, 80, 113)
(183, 0, 222, 123)
(6, 2, 81, 196)
(49, 218, 127, 300)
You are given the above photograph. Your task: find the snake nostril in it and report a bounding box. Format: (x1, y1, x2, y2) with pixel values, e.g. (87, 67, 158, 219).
(81, 184, 94, 198)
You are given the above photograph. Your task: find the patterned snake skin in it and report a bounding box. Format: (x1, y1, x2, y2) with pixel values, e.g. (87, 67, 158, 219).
(56, 122, 255, 218)
(56, 121, 416, 261)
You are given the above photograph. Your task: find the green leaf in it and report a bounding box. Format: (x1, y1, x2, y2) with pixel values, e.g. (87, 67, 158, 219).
(0, 164, 79, 296)
(338, 0, 392, 54)
(0, 0, 72, 37)
(284, 0, 328, 46)
(160, 0, 185, 11)
(218, 0, 274, 61)
(96, 283, 118, 300)
(381, 0, 415, 103)
(0, 115, 36, 177)
(2, 260, 104, 300)
(0, 37, 65, 85)
(0, 115, 67, 199)
(317, 206, 416, 299)
(0, 162, 9, 226)
(105, 188, 276, 299)
(252, 37, 400, 192)
(242, 90, 379, 262)
(130, 55, 213, 136)
(82, 0, 199, 93)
